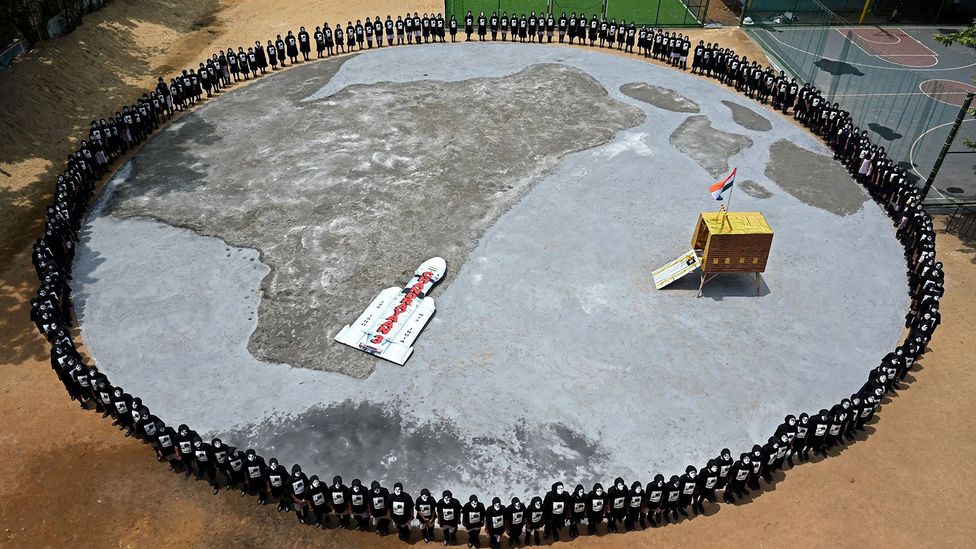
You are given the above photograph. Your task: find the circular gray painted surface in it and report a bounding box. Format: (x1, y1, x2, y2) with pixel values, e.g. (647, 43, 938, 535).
(74, 43, 907, 500)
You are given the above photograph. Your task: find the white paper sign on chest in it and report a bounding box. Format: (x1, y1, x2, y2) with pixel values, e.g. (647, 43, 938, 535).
(334, 257, 447, 366)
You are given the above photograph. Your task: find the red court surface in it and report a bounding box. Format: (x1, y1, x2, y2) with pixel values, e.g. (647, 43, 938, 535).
(920, 79, 976, 107)
(840, 27, 939, 68)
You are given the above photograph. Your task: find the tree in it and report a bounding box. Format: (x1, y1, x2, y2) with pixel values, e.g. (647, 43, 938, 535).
(934, 22, 976, 149)
(934, 20, 976, 48)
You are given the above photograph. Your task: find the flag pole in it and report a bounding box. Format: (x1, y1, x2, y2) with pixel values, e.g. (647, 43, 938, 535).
(721, 170, 735, 231)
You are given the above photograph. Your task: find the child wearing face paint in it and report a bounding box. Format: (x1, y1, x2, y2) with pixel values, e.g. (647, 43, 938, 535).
(289, 465, 310, 523)
(825, 401, 851, 451)
(585, 483, 607, 534)
(209, 439, 231, 487)
(625, 480, 646, 530)
(134, 406, 159, 445)
(760, 438, 778, 482)
(265, 459, 291, 512)
(349, 479, 370, 530)
(327, 476, 351, 528)
(856, 395, 877, 431)
(807, 410, 830, 457)
(307, 475, 330, 527)
(606, 477, 628, 532)
(505, 497, 525, 545)
(724, 453, 752, 504)
(776, 415, 799, 466)
(645, 475, 665, 526)
(525, 496, 544, 545)
(793, 414, 811, 462)
(542, 482, 570, 541)
(715, 448, 734, 491)
(437, 490, 462, 545)
(662, 476, 681, 523)
(485, 497, 506, 549)
(462, 494, 486, 548)
(415, 488, 437, 542)
(191, 436, 220, 494)
(110, 387, 135, 433)
(243, 450, 268, 503)
(749, 445, 764, 489)
(569, 484, 586, 537)
(126, 397, 144, 439)
(846, 396, 864, 441)
(175, 424, 197, 477)
(678, 467, 698, 516)
(153, 421, 181, 472)
(368, 481, 391, 535)
(388, 483, 414, 541)
(695, 460, 720, 512)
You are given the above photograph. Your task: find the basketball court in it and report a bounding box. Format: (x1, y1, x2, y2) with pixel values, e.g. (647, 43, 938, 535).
(748, 24, 976, 200)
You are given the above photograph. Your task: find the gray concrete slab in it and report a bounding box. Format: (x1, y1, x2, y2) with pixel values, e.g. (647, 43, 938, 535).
(670, 115, 753, 178)
(74, 43, 908, 500)
(723, 100, 773, 132)
(620, 83, 701, 113)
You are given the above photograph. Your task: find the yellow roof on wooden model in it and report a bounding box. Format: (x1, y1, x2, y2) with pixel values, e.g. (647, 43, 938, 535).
(698, 211, 773, 235)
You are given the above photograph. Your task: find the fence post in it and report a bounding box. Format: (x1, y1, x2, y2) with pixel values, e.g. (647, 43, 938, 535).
(921, 92, 975, 201)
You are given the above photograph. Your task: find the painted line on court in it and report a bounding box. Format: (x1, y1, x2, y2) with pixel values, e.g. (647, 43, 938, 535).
(908, 118, 976, 187)
(837, 28, 938, 68)
(919, 79, 976, 107)
(849, 28, 901, 45)
(749, 30, 806, 82)
(830, 91, 969, 98)
(755, 29, 976, 72)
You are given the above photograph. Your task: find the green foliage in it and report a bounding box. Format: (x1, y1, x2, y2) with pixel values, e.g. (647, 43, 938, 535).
(934, 20, 976, 150)
(933, 19, 976, 48)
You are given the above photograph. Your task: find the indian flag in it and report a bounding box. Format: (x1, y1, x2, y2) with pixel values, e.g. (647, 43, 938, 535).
(710, 168, 736, 200)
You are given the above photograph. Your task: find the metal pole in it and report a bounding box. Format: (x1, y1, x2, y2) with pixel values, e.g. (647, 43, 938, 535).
(921, 92, 975, 201)
(858, 0, 872, 24)
(738, 0, 749, 26)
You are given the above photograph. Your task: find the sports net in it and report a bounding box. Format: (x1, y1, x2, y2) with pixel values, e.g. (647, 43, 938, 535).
(743, 0, 972, 199)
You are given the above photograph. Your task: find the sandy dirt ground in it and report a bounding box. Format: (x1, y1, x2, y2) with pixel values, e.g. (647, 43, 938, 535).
(1, 0, 975, 547)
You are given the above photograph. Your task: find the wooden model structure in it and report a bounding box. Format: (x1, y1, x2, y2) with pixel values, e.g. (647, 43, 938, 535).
(691, 210, 773, 297)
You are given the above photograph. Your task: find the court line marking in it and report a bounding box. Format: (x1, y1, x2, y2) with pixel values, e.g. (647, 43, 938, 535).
(749, 29, 805, 80)
(902, 28, 943, 57)
(850, 28, 901, 45)
(837, 28, 938, 68)
(754, 29, 976, 72)
(918, 79, 976, 106)
(831, 91, 973, 98)
(908, 118, 976, 190)
(761, 25, 962, 32)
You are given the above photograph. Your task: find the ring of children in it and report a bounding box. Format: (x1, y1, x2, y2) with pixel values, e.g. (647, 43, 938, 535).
(74, 42, 907, 500)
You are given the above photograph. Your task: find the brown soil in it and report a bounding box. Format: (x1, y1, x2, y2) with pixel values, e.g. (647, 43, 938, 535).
(2, 0, 974, 547)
